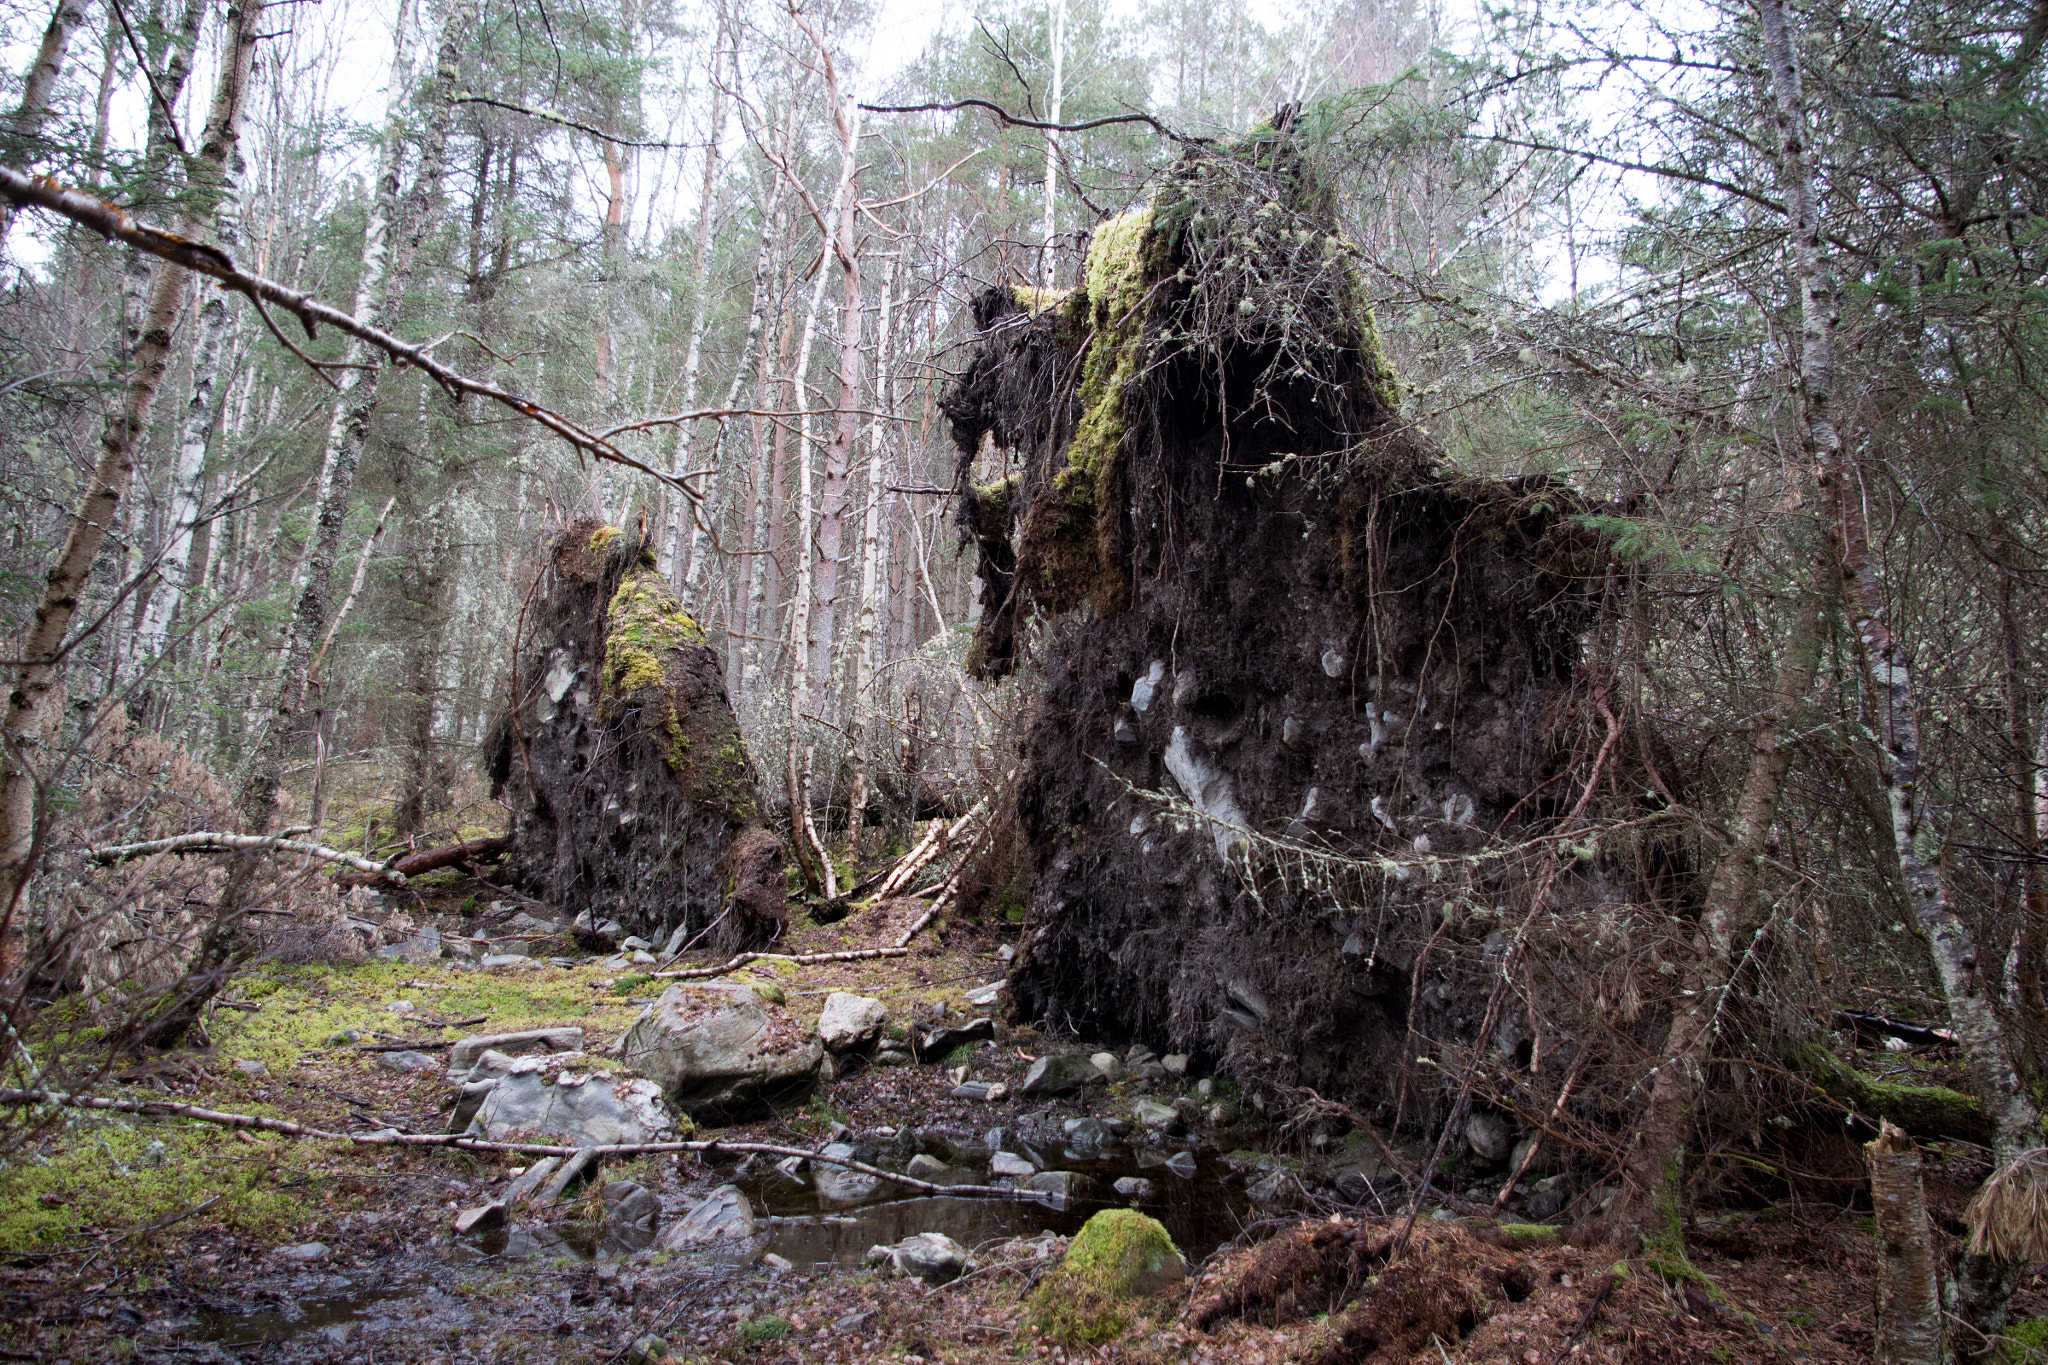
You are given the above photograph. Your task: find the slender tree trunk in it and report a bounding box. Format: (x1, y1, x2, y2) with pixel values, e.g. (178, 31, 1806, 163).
(810, 93, 864, 699)
(844, 255, 897, 857)
(0, 0, 260, 931)
(1040, 0, 1064, 293)
(0, 0, 92, 246)
(1759, 0, 2037, 1347)
(661, 33, 729, 580)
(683, 199, 773, 609)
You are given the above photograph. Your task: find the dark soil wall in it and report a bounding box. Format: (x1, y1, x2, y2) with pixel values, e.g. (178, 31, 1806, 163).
(493, 521, 784, 952)
(948, 132, 1629, 1124)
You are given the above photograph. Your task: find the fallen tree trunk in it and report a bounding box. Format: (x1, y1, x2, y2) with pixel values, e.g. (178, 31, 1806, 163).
(0, 1087, 1035, 1201)
(87, 832, 404, 884)
(340, 834, 508, 888)
(1791, 1043, 1990, 1145)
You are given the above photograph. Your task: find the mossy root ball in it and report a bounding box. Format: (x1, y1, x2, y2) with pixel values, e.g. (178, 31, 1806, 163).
(1025, 1208, 1186, 1344)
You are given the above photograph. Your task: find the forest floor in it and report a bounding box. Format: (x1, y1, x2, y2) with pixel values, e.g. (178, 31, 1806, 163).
(0, 868, 2037, 1364)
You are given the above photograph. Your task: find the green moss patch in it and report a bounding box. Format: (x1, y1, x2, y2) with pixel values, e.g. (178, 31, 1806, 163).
(603, 566, 706, 699)
(1025, 1208, 1186, 1344)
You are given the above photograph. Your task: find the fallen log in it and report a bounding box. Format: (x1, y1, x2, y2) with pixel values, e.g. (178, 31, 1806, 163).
(88, 832, 404, 884)
(341, 834, 510, 889)
(1791, 1043, 1989, 1144)
(0, 1087, 1036, 1201)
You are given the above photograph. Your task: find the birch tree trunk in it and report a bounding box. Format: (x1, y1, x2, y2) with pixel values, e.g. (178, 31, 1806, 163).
(1758, 0, 2038, 1346)
(682, 194, 774, 609)
(843, 254, 897, 857)
(1040, 0, 1064, 293)
(661, 32, 729, 580)
(0, 0, 92, 247)
(0, 0, 261, 927)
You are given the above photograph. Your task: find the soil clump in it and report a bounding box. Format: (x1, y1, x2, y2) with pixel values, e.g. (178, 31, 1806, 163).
(491, 519, 785, 952)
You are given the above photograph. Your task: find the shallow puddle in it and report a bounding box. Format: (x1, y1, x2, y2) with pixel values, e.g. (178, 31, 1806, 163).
(744, 1144, 1256, 1269)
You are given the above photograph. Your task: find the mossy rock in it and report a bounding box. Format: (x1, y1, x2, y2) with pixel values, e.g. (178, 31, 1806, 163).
(1024, 1209, 1186, 1344)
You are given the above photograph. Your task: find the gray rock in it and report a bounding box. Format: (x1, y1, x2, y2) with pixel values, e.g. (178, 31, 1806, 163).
(964, 981, 1005, 1008)
(1132, 1100, 1182, 1134)
(1024, 1170, 1092, 1209)
(1194, 1078, 1216, 1100)
(276, 1242, 328, 1262)
(603, 1180, 661, 1240)
(234, 1059, 267, 1078)
(619, 936, 653, 952)
(1063, 1117, 1110, 1153)
(921, 1017, 996, 1059)
(453, 1205, 504, 1234)
(663, 924, 690, 957)
(480, 953, 531, 968)
(1113, 1176, 1155, 1201)
(375, 1049, 438, 1073)
(619, 983, 823, 1119)
(1208, 1102, 1238, 1127)
(990, 1151, 1036, 1179)
(817, 993, 888, 1051)
(872, 1048, 912, 1068)
(1019, 1054, 1106, 1097)
(449, 1079, 499, 1133)
(1089, 1051, 1124, 1080)
(995, 944, 1015, 962)
(503, 1158, 560, 1207)
(1248, 1170, 1295, 1208)
(1465, 1110, 1515, 1163)
(905, 1153, 952, 1180)
(814, 1142, 887, 1204)
(1161, 1054, 1189, 1076)
(865, 1232, 972, 1286)
(660, 1185, 756, 1250)
(1164, 1150, 1198, 1178)
(447, 1028, 586, 1079)
(950, 1081, 997, 1101)
(475, 1057, 674, 1146)
(375, 926, 443, 964)
(1525, 1174, 1570, 1221)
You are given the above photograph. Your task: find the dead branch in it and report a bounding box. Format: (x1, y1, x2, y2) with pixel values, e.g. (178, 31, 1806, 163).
(0, 166, 706, 504)
(0, 1088, 1035, 1200)
(339, 834, 509, 888)
(451, 93, 687, 150)
(866, 770, 1014, 902)
(860, 97, 1193, 145)
(650, 946, 908, 980)
(86, 832, 404, 883)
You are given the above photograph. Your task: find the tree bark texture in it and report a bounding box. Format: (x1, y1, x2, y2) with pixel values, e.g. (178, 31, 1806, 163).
(1867, 1122, 1945, 1365)
(0, 0, 91, 246)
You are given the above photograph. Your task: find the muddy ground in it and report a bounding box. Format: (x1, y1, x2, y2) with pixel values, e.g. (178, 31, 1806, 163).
(0, 871, 2034, 1364)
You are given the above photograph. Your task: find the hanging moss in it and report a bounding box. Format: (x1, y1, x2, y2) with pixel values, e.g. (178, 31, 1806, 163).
(603, 567, 707, 699)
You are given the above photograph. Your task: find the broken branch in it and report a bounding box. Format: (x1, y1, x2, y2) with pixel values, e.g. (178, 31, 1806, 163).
(650, 947, 907, 980)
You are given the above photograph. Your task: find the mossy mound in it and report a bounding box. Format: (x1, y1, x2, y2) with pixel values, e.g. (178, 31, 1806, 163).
(1024, 1209, 1186, 1344)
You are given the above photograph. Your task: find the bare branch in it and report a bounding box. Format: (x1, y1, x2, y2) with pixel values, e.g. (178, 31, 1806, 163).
(861, 97, 1194, 145)
(451, 94, 691, 151)
(86, 832, 404, 882)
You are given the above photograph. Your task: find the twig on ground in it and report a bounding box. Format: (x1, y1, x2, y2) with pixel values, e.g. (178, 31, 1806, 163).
(87, 832, 404, 882)
(651, 947, 907, 980)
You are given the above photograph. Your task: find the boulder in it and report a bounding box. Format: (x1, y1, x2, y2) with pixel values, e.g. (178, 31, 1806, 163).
(905, 1153, 952, 1181)
(1025, 1170, 1092, 1209)
(920, 1017, 995, 1060)
(814, 1142, 888, 1204)
(991, 1151, 1036, 1178)
(473, 1056, 674, 1146)
(1019, 1054, 1106, 1097)
(1465, 1110, 1515, 1163)
(1023, 1210, 1187, 1343)
(453, 1205, 505, 1234)
(1132, 1100, 1182, 1134)
(618, 982, 823, 1119)
(660, 1185, 756, 1251)
(865, 1232, 973, 1286)
(1063, 1117, 1110, 1153)
(375, 1049, 438, 1073)
(817, 993, 888, 1051)
(1090, 1051, 1124, 1080)
(447, 1028, 585, 1079)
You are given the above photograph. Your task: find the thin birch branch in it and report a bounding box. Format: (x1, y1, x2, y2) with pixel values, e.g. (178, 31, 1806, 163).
(86, 832, 404, 883)
(0, 1088, 1035, 1200)
(650, 947, 907, 980)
